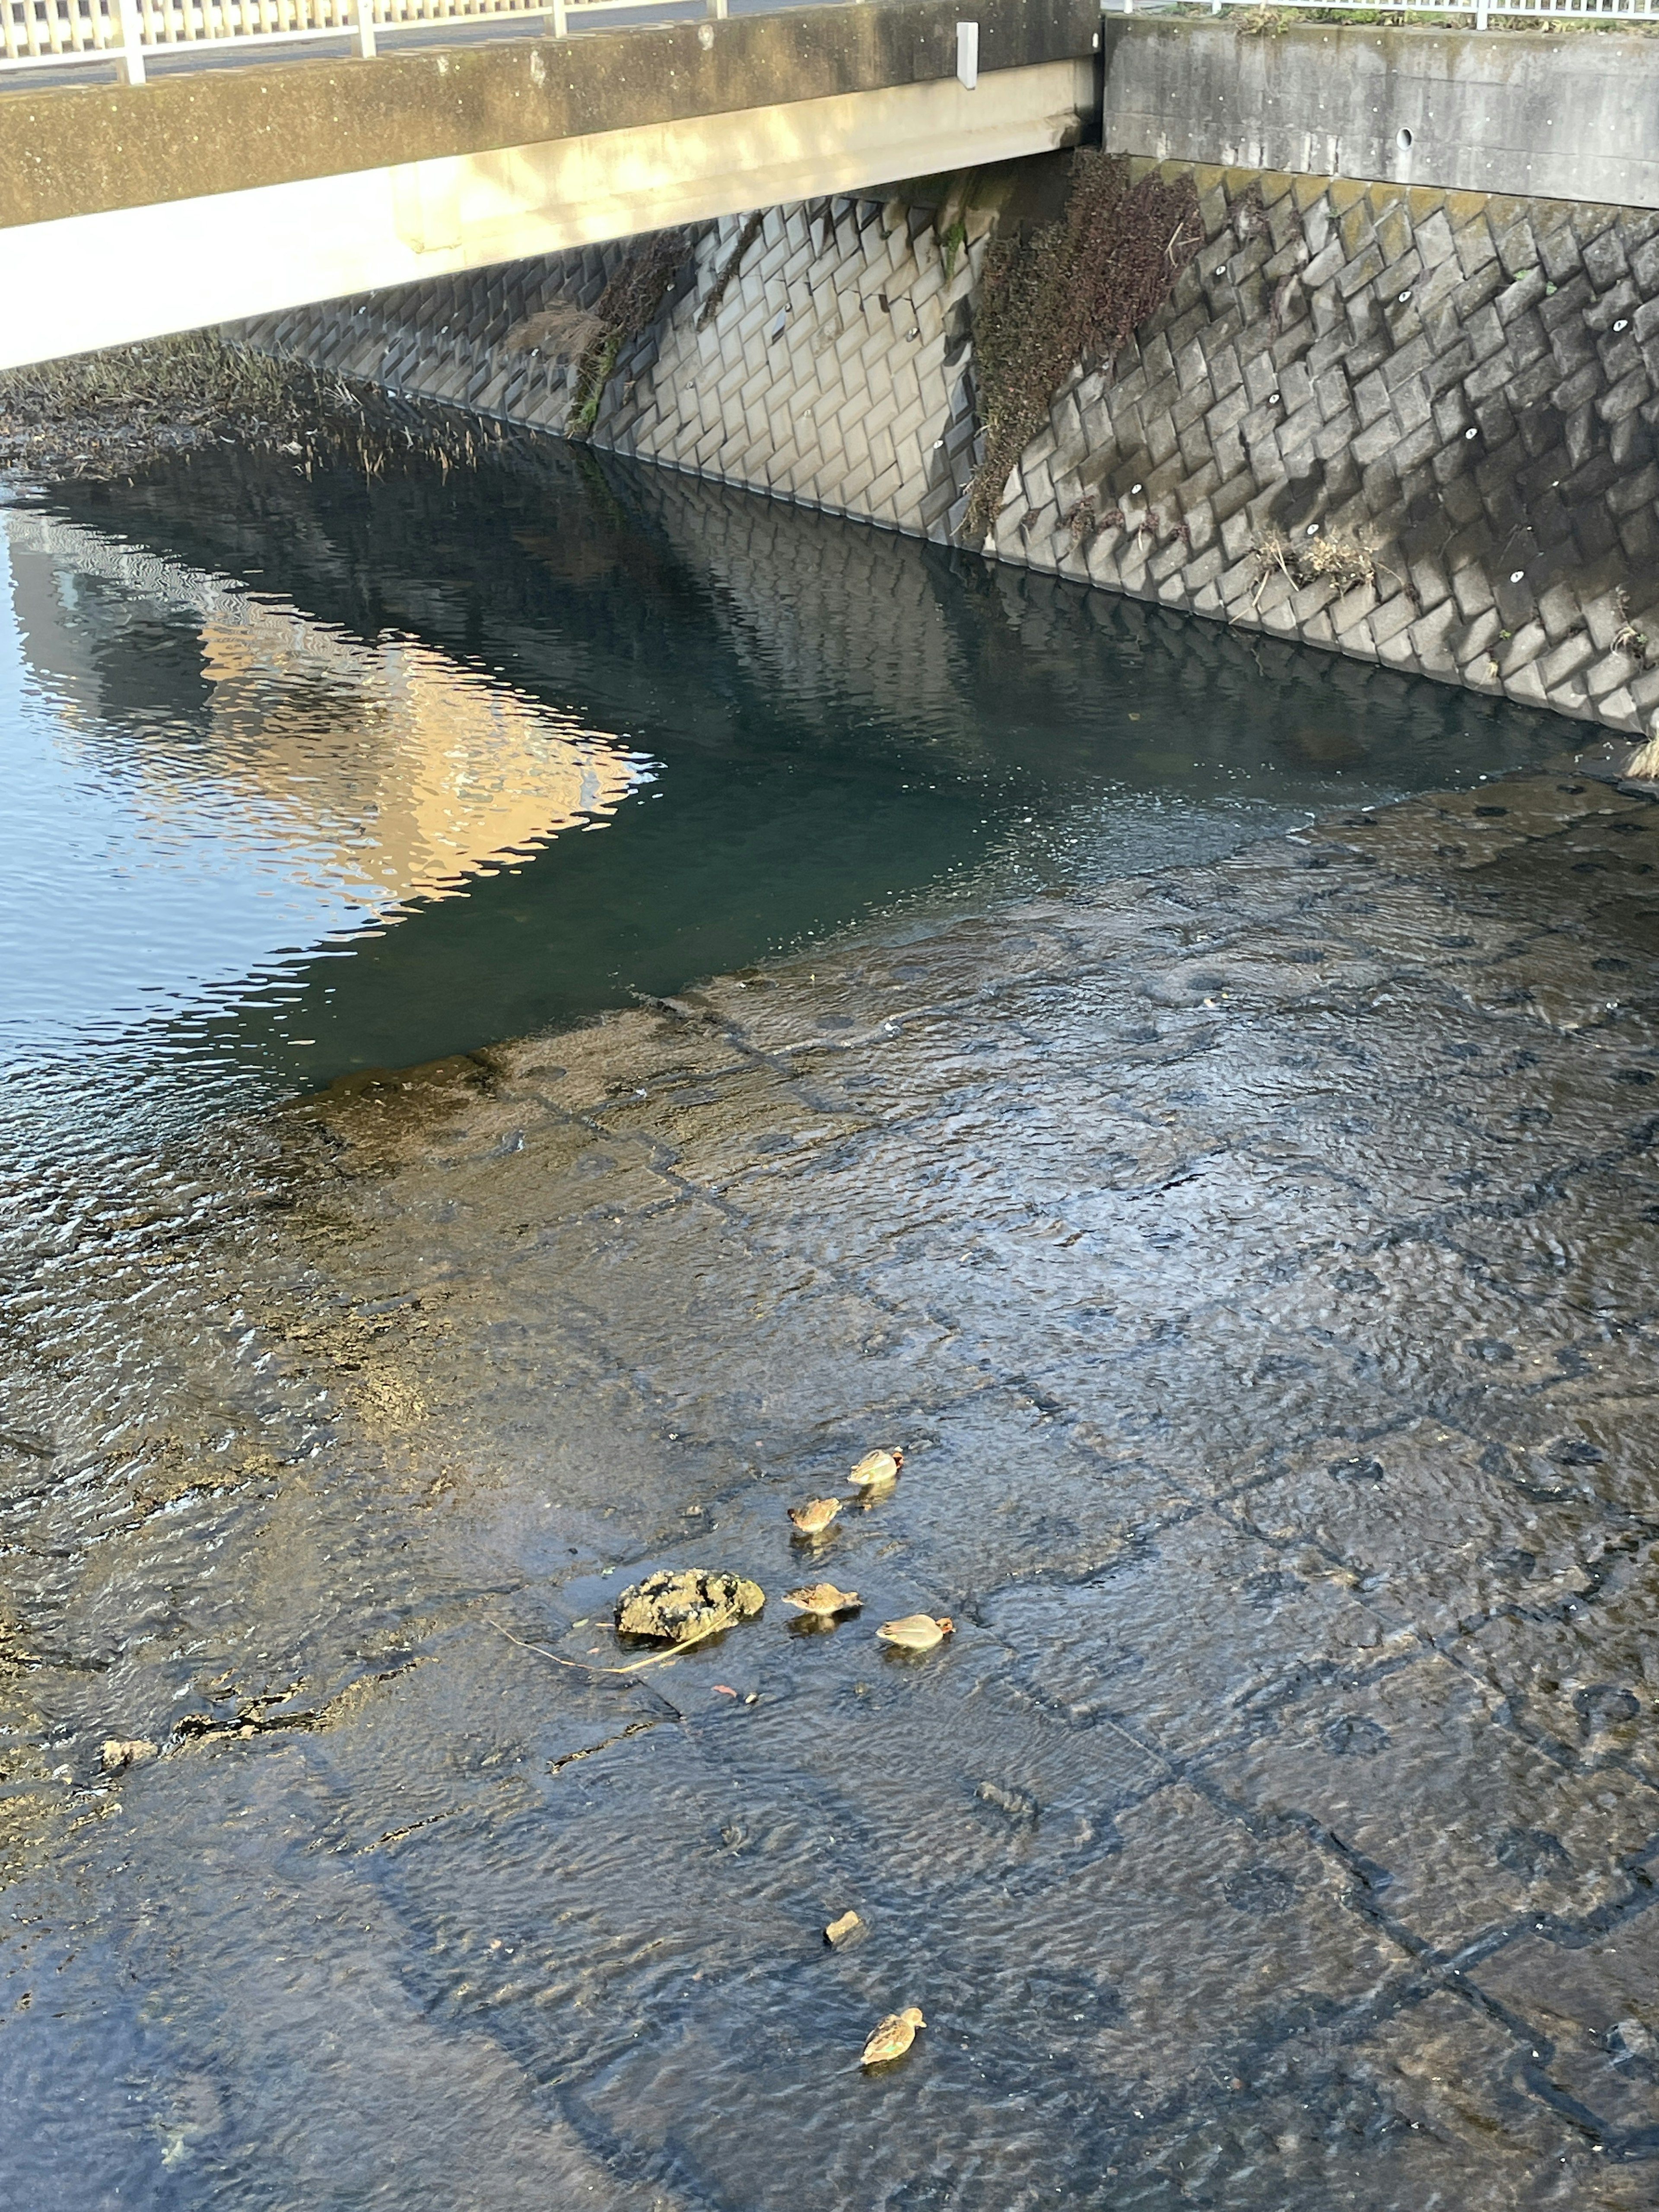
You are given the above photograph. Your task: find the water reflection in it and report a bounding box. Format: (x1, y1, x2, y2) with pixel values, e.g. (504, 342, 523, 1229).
(0, 503, 645, 1125)
(2, 440, 1567, 1159)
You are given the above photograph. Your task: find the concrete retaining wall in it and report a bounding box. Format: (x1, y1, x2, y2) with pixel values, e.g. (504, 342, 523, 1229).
(242, 191, 991, 542)
(241, 154, 1659, 744)
(993, 162, 1659, 739)
(1103, 22, 1659, 212)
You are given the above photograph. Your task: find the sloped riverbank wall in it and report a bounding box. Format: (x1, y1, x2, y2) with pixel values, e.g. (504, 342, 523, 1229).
(239, 156, 1659, 748)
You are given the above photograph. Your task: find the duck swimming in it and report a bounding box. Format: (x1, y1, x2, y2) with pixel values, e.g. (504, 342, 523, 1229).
(874, 1613, 953, 1652)
(787, 1497, 842, 1537)
(783, 1582, 862, 1616)
(849, 1448, 903, 1487)
(861, 2006, 926, 2066)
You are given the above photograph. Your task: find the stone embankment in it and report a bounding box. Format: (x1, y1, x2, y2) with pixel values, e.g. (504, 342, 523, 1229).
(232, 31, 1659, 754)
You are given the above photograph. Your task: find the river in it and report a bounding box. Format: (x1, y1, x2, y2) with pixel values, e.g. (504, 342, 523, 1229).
(1, 439, 1655, 2209)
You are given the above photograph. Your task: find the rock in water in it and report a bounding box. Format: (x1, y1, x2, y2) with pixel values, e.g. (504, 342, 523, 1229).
(101, 1738, 158, 1774)
(613, 1569, 765, 1643)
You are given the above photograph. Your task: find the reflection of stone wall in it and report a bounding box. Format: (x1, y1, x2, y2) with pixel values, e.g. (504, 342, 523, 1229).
(240, 160, 1659, 746)
(617, 462, 977, 742)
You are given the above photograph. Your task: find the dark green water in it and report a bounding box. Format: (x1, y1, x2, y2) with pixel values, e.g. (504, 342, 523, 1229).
(2, 437, 1565, 1151)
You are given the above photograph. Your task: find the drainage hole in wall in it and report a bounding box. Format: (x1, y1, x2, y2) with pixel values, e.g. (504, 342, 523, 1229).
(1397, 127, 1414, 151)
(1465, 427, 1479, 440)
(1306, 523, 1321, 537)
(1398, 290, 1412, 304)
(1510, 570, 1526, 584)
(1615, 318, 1630, 332)
(1130, 483, 1143, 494)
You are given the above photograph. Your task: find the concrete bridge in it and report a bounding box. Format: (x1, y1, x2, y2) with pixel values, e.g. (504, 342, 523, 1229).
(0, 0, 1099, 369)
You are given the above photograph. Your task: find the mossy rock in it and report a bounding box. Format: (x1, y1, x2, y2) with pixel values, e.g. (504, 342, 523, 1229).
(613, 1569, 765, 1643)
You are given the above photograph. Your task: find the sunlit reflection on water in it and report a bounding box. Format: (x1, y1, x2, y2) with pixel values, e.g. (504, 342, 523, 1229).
(0, 502, 650, 1147)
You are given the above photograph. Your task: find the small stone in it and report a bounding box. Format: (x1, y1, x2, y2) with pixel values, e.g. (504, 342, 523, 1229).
(613, 1569, 765, 1643)
(101, 1738, 158, 1775)
(826, 1910, 863, 1945)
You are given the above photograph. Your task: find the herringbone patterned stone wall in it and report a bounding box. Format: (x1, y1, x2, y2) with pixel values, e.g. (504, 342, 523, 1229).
(993, 163, 1659, 742)
(241, 194, 985, 540)
(238, 160, 1659, 743)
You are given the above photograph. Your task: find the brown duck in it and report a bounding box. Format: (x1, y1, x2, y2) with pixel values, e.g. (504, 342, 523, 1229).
(783, 1582, 862, 1617)
(861, 2006, 926, 2066)
(787, 1497, 842, 1538)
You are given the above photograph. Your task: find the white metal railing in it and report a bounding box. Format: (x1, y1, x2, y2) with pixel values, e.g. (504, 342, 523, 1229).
(1124, 0, 1659, 21)
(1, 0, 726, 79)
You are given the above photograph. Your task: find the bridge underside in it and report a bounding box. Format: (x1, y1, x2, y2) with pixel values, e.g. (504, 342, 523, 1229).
(0, 0, 1098, 369)
(0, 60, 1090, 368)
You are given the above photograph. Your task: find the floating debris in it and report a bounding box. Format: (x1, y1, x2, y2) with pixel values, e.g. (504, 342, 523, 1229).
(783, 1583, 862, 1618)
(613, 1570, 765, 1644)
(825, 1910, 864, 1946)
(861, 2006, 926, 2066)
(787, 1498, 842, 1538)
(875, 1615, 954, 1653)
(849, 1448, 903, 1487)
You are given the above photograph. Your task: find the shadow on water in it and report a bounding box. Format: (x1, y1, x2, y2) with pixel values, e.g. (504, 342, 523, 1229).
(12, 434, 1567, 1127)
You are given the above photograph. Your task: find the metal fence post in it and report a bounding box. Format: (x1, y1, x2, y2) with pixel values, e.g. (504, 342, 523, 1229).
(1475, 0, 1488, 23)
(353, 0, 376, 60)
(706, 0, 727, 18)
(548, 0, 566, 33)
(115, 0, 146, 84)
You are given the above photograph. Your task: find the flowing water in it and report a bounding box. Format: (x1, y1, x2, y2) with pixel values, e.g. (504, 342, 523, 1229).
(1, 441, 1656, 2210)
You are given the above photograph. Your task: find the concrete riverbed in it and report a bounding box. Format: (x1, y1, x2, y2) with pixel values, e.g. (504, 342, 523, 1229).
(3, 757, 1658, 2207)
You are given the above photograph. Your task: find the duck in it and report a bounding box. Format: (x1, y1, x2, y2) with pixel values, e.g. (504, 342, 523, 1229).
(849, 1447, 903, 1487)
(875, 1613, 953, 1652)
(788, 1497, 842, 1537)
(861, 2006, 926, 2066)
(783, 1582, 862, 1617)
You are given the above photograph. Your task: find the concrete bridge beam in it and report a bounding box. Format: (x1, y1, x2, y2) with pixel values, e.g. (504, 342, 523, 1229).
(0, 0, 1099, 370)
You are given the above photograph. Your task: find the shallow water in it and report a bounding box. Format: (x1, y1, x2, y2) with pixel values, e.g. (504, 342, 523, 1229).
(2, 445, 1657, 2211)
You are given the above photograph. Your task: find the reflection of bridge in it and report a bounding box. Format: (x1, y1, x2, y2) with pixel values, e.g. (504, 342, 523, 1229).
(0, 0, 1098, 369)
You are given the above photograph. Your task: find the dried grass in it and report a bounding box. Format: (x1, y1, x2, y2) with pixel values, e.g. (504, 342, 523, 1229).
(499, 301, 608, 361)
(1252, 525, 1401, 610)
(1299, 533, 1377, 591)
(963, 150, 1203, 544)
(0, 330, 499, 484)
(1613, 586, 1650, 669)
(570, 229, 694, 433)
(697, 210, 766, 333)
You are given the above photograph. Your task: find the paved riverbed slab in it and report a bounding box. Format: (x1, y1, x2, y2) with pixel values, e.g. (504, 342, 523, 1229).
(5, 758, 1659, 2208)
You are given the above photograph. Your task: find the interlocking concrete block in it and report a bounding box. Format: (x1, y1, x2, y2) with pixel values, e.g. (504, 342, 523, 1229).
(1369, 591, 1419, 649)
(252, 165, 1659, 752)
